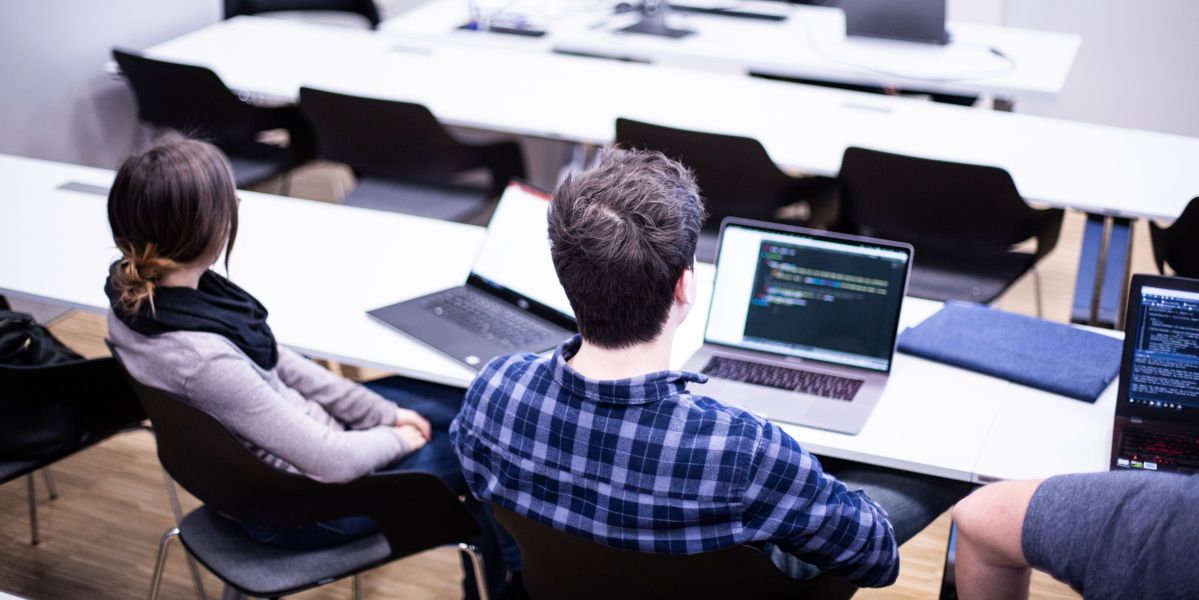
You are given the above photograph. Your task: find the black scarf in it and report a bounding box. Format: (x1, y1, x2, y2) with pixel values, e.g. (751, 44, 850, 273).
(105, 265, 279, 370)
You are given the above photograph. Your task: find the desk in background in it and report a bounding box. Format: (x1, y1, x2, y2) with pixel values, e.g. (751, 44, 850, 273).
(0, 153, 1116, 485)
(139, 17, 1198, 222)
(381, 0, 1081, 104)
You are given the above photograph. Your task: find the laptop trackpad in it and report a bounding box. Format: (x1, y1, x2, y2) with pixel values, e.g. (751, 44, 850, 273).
(689, 378, 815, 423)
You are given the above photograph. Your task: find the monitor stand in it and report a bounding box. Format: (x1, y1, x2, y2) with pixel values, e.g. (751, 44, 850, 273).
(619, 1, 693, 38)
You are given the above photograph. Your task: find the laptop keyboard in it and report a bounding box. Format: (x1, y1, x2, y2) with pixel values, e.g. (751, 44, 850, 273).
(423, 288, 559, 351)
(701, 356, 864, 402)
(1119, 428, 1199, 469)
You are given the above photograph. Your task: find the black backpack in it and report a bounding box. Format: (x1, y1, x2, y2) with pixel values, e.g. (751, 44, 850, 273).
(0, 310, 86, 459)
(0, 310, 83, 367)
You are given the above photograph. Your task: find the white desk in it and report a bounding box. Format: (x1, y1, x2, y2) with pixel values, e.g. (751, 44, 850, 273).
(382, 0, 1081, 102)
(140, 17, 1199, 221)
(0, 153, 1116, 483)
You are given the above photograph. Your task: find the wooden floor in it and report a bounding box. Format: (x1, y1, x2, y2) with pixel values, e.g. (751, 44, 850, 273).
(2, 164, 1165, 599)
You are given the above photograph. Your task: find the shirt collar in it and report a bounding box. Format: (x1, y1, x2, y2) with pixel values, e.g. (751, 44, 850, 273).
(550, 335, 709, 405)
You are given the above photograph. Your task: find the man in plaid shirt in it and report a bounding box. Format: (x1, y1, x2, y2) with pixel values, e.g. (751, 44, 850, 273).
(453, 148, 966, 588)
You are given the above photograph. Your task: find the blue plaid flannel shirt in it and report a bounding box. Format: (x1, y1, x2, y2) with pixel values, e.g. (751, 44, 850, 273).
(451, 336, 899, 588)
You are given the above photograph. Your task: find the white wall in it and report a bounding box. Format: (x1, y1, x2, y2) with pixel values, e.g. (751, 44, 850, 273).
(948, 0, 1004, 26)
(0, 1, 222, 170)
(0, 0, 446, 171)
(1002, 0, 1199, 138)
(1, 0, 1196, 171)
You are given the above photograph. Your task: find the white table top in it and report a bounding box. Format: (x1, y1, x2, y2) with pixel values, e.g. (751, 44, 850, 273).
(141, 17, 1199, 221)
(0, 153, 1117, 483)
(381, 0, 1081, 100)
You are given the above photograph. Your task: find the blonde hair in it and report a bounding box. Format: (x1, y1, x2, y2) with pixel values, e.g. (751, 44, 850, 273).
(107, 135, 239, 314)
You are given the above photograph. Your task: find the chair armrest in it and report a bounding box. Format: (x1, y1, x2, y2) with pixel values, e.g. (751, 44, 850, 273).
(1030, 208, 1065, 263)
(1148, 221, 1169, 274)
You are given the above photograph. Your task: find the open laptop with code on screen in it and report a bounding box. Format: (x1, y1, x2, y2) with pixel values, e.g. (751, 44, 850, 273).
(1111, 274, 1199, 475)
(683, 218, 912, 434)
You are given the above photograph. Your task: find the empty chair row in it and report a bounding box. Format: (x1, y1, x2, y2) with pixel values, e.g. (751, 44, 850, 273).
(110, 48, 1197, 305)
(113, 48, 524, 224)
(617, 120, 1062, 308)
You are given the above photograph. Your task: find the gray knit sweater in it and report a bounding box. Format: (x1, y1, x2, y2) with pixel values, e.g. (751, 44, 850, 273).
(107, 311, 410, 483)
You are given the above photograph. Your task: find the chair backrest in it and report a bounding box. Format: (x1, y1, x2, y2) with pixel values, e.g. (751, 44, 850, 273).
(113, 48, 269, 144)
(1150, 196, 1199, 278)
(224, 0, 381, 28)
(616, 118, 798, 227)
(299, 87, 472, 184)
(492, 504, 858, 600)
(837, 146, 1054, 253)
(107, 344, 481, 558)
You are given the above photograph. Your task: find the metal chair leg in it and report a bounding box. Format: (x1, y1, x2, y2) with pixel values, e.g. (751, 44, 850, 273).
(352, 574, 362, 600)
(938, 523, 959, 600)
(42, 468, 58, 500)
(27, 473, 39, 546)
(220, 585, 246, 600)
(279, 172, 292, 197)
(458, 543, 490, 600)
(148, 527, 180, 600)
(163, 470, 208, 600)
(1032, 265, 1044, 319)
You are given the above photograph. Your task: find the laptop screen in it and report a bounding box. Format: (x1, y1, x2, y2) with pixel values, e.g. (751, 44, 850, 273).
(1126, 285, 1199, 412)
(470, 181, 575, 320)
(705, 222, 910, 372)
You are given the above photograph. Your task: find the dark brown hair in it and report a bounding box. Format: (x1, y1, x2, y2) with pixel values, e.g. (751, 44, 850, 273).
(107, 135, 239, 314)
(548, 147, 707, 349)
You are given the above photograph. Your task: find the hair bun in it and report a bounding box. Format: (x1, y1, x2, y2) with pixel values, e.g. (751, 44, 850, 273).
(113, 243, 183, 314)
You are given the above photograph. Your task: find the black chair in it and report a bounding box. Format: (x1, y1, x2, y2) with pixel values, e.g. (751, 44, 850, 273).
(1150, 196, 1199, 278)
(113, 48, 316, 191)
(492, 504, 858, 600)
(110, 349, 491, 600)
(0, 358, 147, 545)
(616, 118, 839, 263)
(836, 147, 1064, 310)
(299, 87, 526, 223)
(225, 0, 381, 28)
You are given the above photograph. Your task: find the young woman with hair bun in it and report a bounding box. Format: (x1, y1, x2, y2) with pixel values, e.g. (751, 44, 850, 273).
(104, 135, 515, 599)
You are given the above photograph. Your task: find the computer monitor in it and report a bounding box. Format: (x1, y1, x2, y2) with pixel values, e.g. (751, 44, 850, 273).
(838, 0, 950, 45)
(1117, 276, 1199, 419)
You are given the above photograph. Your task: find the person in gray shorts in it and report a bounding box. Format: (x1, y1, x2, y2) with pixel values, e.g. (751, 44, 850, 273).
(952, 471, 1199, 600)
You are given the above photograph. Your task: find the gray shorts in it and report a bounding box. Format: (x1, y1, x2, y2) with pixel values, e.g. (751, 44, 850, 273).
(1022, 471, 1199, 600)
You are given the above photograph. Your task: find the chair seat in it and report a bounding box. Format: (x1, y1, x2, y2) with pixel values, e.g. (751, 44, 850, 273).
(908, 249, 1038, 304)
(178, 506, 391, 598)
(0, 460, 41, 484)
(343, 177, 490, 223)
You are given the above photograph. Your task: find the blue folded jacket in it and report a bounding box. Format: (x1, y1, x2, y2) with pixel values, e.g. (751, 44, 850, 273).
(896, 302, 1123, 403)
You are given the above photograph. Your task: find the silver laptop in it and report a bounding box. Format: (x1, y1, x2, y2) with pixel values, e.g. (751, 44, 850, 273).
(683, 218, 912, 434)
(368, 180, 576, 370)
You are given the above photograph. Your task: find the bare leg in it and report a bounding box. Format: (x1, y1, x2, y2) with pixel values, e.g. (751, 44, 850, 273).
(952, 479, 1044, 600)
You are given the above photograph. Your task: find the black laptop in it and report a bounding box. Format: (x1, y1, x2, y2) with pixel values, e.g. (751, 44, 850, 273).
(368, 180, 576, 370)
(1110, 274, 1199, 475)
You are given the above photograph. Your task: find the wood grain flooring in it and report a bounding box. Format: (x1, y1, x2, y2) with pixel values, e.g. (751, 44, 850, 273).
(3, 182, 1166, 599)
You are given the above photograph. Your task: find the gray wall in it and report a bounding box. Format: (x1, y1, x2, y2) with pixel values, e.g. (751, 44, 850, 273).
(0, 0, 440, 170)
(0, 1, 221, 170)
(1003, 0, 1199, 138)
